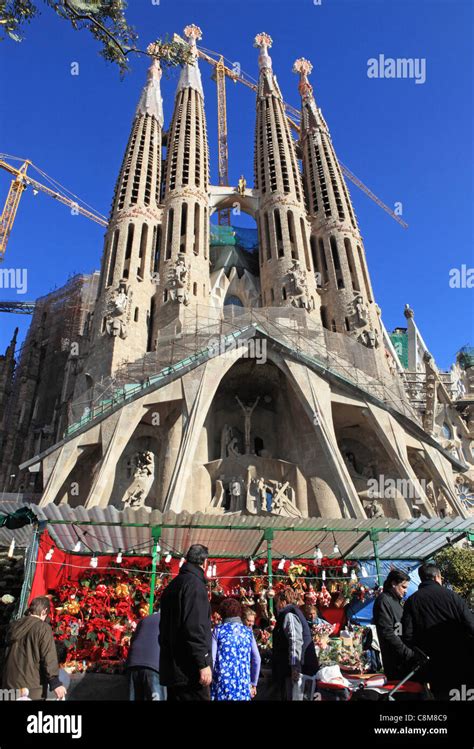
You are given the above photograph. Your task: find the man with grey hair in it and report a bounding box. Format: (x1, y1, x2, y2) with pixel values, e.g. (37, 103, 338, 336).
(159, 544, 213, 701)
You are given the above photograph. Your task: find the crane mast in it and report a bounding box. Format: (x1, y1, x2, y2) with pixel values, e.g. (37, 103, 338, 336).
(214, 56, 231, 226)
(0, 160, 30, 260)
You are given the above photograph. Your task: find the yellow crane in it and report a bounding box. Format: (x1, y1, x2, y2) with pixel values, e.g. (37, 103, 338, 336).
(0, 155, 108, 261)
(173, 36, 408, 230)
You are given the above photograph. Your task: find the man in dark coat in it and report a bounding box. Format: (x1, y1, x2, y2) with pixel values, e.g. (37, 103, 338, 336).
(373, 569, 416, 680)
(2, 596, 66, 700)
(272, 587, 319, 700)
(159, 544, 212, 701)
(402, 563, 474, 699)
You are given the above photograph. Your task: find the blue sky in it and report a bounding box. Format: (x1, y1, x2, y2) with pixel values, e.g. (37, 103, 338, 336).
(0, 0, 472, 369)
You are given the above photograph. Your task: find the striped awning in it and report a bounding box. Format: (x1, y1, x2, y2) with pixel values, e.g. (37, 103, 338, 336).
(1, 500, 472, 562)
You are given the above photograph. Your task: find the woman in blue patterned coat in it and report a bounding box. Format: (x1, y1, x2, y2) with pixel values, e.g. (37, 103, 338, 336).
(211, 598, 261, 701)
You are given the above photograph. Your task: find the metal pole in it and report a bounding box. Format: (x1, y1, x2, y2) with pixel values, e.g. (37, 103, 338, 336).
(264, 528, 274, 616)
(148, 526, 162, 614)
(370, 530, 383, 586)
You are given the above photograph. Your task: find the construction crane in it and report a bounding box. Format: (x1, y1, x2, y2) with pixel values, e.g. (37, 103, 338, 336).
(0, 301, 35, 315)
(0, 155, 108, 261)
(173, 36, 408, 230)
(212, 57, 231, 226)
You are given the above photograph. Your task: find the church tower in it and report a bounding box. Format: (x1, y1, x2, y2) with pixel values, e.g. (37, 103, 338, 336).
(152, 25, 210, 336)
(0, 327, 17, 448)
(253, 34, 320, 315)
(84, 55, 165, 385)
(294, 58, 384, 354)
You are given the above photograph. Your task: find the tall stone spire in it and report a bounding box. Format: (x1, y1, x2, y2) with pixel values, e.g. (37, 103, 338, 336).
(294, 58, 383, 356)
(0, 327, 17, 447)
(152, 24, 210, 336)
(253, 34, 320, 315)
(83, 55, 165, 387)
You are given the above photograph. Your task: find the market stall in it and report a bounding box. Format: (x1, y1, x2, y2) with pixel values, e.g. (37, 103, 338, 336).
(1, 501, 471, 685)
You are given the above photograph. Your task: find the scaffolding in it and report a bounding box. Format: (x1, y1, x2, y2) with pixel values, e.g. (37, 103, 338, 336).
(66, 303, 421, 437)
(0, 274, 100, 486)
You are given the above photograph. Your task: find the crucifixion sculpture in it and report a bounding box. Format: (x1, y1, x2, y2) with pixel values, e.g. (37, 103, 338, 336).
(235, 395, 260, 454)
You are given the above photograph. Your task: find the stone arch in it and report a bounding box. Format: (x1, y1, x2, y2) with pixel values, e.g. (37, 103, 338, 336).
(53, 444, 102, 508)
(167, 344, 355, 517)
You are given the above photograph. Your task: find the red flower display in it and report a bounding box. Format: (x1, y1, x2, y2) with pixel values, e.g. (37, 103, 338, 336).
(50, 562, 170, 673)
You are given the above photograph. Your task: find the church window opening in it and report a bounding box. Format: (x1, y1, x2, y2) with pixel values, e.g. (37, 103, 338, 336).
(165, 209, 174, 260)
(107, 229, 119, 287)
(300, 217, 311, 271)
(275, 209, 284, 258)
(180, 203, 188, 253)
(194, 203, 200, 255)
(147, 299, 155, 352)
(320, 305, 328, 329)
(265, 213, 272, 260)
(357, 244, 373, 302)
(344, 237, 359, 291)
(311, 236, 319, 275)
(288, 211, 297, 260)
(138, 224, 148, 279)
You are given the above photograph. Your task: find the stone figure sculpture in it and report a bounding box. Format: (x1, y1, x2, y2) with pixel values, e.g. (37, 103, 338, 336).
(288, 260, 311, 310)
(166, 254, 190, 305)
(365, 499, 384, 519)
(122, 450, 155, 509)
(105, 283, 131, 338)
(257, 476, 267, 511)
(228, 478, 242, 512)
(352, 293, 369, 327)
(235, 395, 260, 454)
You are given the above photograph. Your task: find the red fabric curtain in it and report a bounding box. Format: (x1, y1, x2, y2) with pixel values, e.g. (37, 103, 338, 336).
(28, 532, 352, 603)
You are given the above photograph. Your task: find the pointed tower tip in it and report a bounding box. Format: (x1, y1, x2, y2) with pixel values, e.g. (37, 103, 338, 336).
(293, 57, 314, 99)
(184, 24, 202, 50)
(254, 32, 273, 70)
(177, 24, 204, 98)
(136, 52, 164, 125)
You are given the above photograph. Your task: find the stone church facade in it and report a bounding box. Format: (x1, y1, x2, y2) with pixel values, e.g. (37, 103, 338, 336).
(0, 27, 472, 520)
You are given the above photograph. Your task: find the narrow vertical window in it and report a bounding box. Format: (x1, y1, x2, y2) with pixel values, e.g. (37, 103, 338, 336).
(265, 213, 272, 260)
(107, 229, 119, 287)
(300, 217, 311, 271)
(275, 209, 284, 258)
(165, 208, 174, 260)
(357, 244, 373, 302)
(138, 224, 148, 279)
(194, 203, 200, 255)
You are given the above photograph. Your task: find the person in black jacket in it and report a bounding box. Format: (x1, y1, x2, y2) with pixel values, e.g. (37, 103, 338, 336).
(126, 611, 166, 700)
(402, 563, 474, 699)
(373, 569, 415, 680)
(159, 544, 213, 701)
